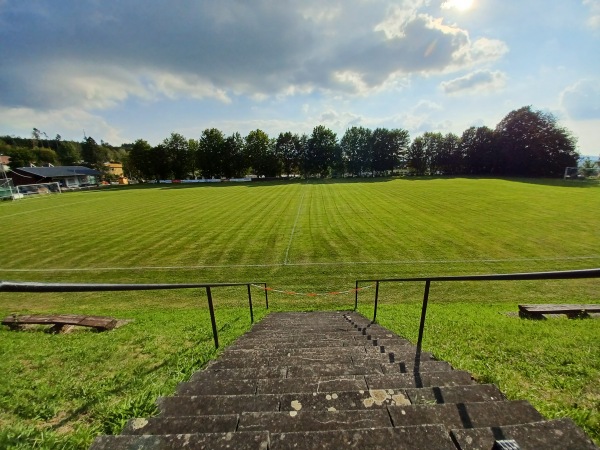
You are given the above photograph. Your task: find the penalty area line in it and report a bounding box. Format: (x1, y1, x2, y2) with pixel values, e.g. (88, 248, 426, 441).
(1, 255, 599, 273)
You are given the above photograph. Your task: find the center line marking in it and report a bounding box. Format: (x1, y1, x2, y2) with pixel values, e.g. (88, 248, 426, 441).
(283, 186, 307, 265)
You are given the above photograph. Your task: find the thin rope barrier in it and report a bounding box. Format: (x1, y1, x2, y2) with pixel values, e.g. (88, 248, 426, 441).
(251, 283, 373, 297)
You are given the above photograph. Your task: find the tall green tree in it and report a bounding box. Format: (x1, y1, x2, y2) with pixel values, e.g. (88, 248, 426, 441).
(223, 132, 247, 178)
(306, 126, 337, 177)
(407, 136, 428, 175)
(371, 128, 410, 175)
(197, 128, 225, 178)
(495, 106, 578, 177)
(275, 132, 301, 177)
(461, 126, 498, 175)
(245, 129, 277, 177)
(127, 139, 153, 180)
(81, 136, 109, 170)
(163, 132, 190, 179)
(340, 126, 372, 176)
(56, 141, 81, 166)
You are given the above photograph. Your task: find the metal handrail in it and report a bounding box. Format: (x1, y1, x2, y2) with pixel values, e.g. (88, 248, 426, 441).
(0, 280, 269, 349)
(354, 268, 600, 372)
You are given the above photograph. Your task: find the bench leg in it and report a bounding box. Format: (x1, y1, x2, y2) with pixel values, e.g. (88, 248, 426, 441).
(519, 311, 545, 320)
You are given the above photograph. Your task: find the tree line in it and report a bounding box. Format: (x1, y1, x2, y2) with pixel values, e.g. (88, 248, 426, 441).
(0, 106, 579, 180)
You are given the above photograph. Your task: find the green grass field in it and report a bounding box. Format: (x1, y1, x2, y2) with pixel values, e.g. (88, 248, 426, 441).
(1, 177, 599, 448)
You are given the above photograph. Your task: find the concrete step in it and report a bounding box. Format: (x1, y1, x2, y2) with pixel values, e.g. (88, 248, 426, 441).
(90, 431, 269, 450)
(365, 371, 474, 389)
(229, 338, 367, 349)
(209, 351, 436, 369)
(122, 414, 238, 435)
(177, 375, 370, 396)
(191, 361, 452, 381)
(388, 400, 543, 430)
(158, 394, 280, 416)
(270, 425, 458, 450)
(451, 418, 599, 450)
(158, 384, 506, 417)
(405, 384, 506, 404)
(238, 409, 392, 433)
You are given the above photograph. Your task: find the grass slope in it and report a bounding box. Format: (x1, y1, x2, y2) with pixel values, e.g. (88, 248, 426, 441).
(1, 177, 599, 448)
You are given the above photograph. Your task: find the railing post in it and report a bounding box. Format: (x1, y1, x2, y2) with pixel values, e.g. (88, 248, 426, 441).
(206, 286, 219, 349)
(414, 280, 431, 373)
(247, 284, 254, 324)
(354, 281, 359, 311)
(264, 283, 269, 309)
(372, 281, 380, 323)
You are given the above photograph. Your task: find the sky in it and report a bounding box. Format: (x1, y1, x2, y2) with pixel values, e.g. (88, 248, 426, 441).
(1, 0, 599, 154)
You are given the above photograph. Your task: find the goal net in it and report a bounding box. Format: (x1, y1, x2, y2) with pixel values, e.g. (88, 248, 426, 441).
(16, 182, 62, 197)
(0, 178, 15, 200)
(564, 166, 599, 181)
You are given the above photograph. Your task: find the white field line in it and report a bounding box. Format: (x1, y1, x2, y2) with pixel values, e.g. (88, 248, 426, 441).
(1, 256, 599, 272)
(283, 187, 307, 265)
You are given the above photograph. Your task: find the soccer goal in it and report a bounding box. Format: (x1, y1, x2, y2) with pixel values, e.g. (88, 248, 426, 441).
(16, 182, 62, 198)
(0, 178, 15, 200)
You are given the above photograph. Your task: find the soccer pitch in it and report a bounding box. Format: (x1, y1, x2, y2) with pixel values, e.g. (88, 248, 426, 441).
(1, 177, 599, 289)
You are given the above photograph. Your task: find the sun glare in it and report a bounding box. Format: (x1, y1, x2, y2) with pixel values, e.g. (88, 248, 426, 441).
(442, 0, 474, 11)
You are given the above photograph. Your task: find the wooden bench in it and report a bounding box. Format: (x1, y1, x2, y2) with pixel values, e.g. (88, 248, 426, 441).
(2, 314, 126, 333)
(518, 304, 600, 319)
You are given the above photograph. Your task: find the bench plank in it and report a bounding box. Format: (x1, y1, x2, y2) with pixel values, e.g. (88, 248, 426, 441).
(518, 304, 600, 319)
(2, 314, 121, 331)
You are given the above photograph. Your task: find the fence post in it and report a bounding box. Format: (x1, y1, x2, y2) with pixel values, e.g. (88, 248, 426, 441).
(354, 281, 359, 311)
(264, 283, 269, 309)
(247, 284, 254, 324)
(414, 280, 431, 373)
(206, 287, 219, 349)
(372, 281, 380, 323)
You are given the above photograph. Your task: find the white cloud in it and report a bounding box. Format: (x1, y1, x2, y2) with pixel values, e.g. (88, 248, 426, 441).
(0, 0, 509, 112)
(560, 79, 600, 120)
(583, 0, 600, 28)
(0, 106, 126, 144)
(441, 69, 507, 94)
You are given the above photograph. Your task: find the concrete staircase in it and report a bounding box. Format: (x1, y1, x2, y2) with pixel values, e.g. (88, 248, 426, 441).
(90, 311, 598, 450)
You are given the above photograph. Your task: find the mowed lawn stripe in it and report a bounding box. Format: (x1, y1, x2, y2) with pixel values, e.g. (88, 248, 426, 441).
(1, 179, 598, 273)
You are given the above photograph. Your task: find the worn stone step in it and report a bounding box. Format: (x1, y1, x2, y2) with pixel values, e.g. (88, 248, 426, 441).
(177, 375, 369, 396)
(157, 394, 280, 416)
(388, 400, 543, 430)
(230, 338, 366, 349)
(191, 366, 288, 381)
(176, 378, 257, 396)
(366, 371, 474, 389)
(381, 361, 453, 373)
(209, 354, 355, 369)
(405, 384, 506, 404)
(122, 414, 238, 435)
(270, 425, 458, 450)
(257, 376, 369, 394)
(219, 346, 372, 358)
(285, 363, 385, 378)
(451, 418, 599, 450)
(238, 409, 392, 433)
(90, 432, 269, 450)
(358, 351, 436, 363)
(279, 389, 411, 411)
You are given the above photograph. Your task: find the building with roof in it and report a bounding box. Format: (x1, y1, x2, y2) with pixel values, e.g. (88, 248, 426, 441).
(9, 166, 101, 188)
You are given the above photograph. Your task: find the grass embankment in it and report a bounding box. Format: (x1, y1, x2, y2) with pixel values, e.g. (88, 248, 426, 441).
(1, 177, 599, 448)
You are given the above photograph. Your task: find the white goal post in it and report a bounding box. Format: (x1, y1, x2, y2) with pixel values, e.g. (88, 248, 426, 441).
(16, 182, 62, 197)
(564, 167, 599, 180)
(0, 178, 15, 200)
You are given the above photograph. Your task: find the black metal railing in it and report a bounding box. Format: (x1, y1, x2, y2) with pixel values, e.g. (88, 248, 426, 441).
(0, 280, 269, 348)
(355, 268, 600, 372)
